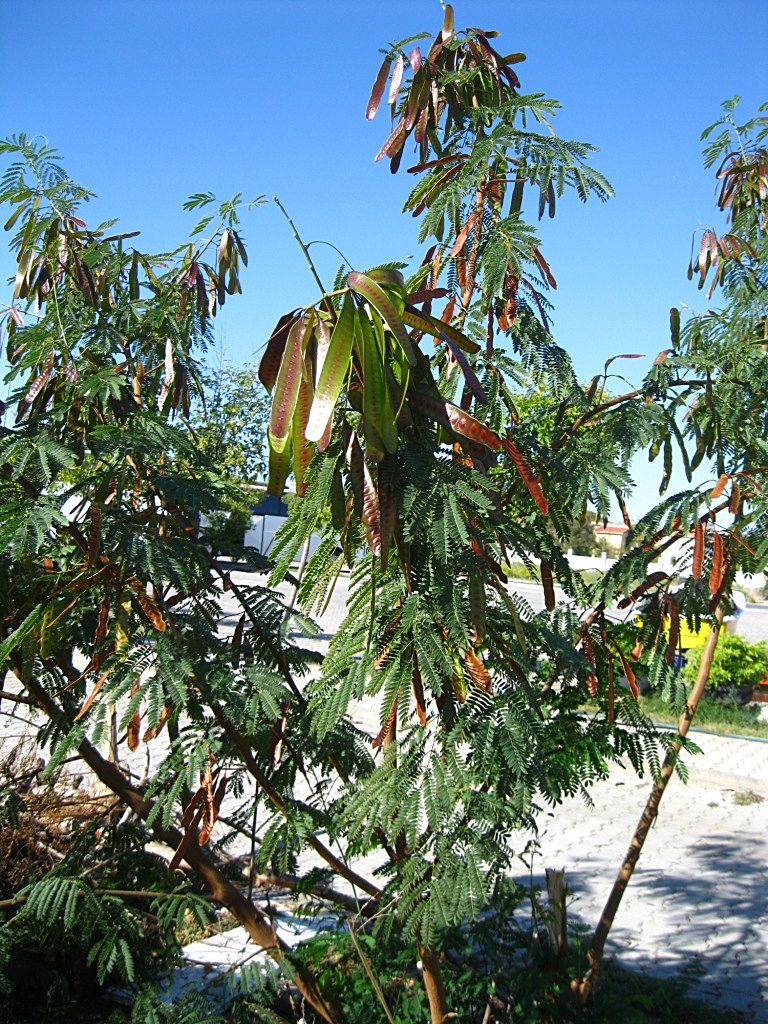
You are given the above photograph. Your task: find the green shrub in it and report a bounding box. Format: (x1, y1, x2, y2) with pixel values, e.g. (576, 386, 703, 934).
(204, 492, 253, 554)
(683, 634, 768, 689)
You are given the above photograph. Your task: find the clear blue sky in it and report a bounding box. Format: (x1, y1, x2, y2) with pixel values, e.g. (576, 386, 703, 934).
(1, 1, 766, 512)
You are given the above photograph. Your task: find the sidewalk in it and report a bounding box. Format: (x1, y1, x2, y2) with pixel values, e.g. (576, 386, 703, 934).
(527, 735, 768, 1020)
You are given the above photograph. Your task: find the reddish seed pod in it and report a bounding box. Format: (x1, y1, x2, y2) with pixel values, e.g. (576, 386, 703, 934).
(709, 532, 725, 596)
(711, 473, 729, 499)
(692, 522, 705, 580)
(540, 559, 555, 611)
(372, 694, 399, 749)
(729, 482, 740, 515)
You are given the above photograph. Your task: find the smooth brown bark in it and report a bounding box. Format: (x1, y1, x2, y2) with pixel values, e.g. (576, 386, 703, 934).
(418, 941, 451, 1024)
(573, 604, 725, 1002)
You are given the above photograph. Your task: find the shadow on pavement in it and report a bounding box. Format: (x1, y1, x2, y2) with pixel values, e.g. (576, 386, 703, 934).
(541, 832, 767, 1020)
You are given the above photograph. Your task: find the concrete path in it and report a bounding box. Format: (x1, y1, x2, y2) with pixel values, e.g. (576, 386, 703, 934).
(529, 735, 768, 1020)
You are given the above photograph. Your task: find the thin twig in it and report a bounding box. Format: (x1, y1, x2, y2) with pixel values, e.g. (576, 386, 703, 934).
(274, 196, 328, 298)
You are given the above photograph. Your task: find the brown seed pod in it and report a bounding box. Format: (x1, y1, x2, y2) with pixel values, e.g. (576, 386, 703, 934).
(127, 681, 141, 752)
(616, 647, 639, 700)
(711, 473, 729, 499)
(665, 600, 680, 666)
(143, 702, 172, 742)
(412, 664, 427, 727)
(540, 559, 555, 611)
(709, 532, 726, 596)
(464, 648, 492, 694)
(692, 522, 705, 580)
(729, 481, 740, 515)
(581, 628, 598, 696)
(607, 662, 615, 725)
(87, 502, 102, 564)
(469, 574, 486, 643)
(372, 693, 399, 749)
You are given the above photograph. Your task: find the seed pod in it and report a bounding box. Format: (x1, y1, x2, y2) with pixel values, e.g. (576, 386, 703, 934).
(711, 473, 729, 499)
(692, 522, 705, 580)
(451, 657, 468, 703)
(469, 573, 486, 643)
(345, 431, 382, 557)
(617, 571, 669, 609)
(366, 55, 391, 120)
(581, 628, 598, 696)
(709, 532, 725, 595)
(464, 648, 492, 694)
(665, 599, 680, 666)
(410, 389, 503, 452)
(618, 643, 638, 700)
(729, 482, 740, 515)
(503, 438, 548, 514)
(378, 476, 396, 567)
(412, 664, 427, 727)
(127, 680, 141, 751)
(88, 502, 102, 564)
(231, 614, 245, 668)
(143, 702, 172, 742)
(669, 307, 681, 346)
(372, 692, 399, 749)
(130, 580, 166, 631)
(259, 312, 297, 393)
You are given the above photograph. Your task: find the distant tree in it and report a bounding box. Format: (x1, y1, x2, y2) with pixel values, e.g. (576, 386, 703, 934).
(567, 519, 599, 555)
(189, 357, 269, 486)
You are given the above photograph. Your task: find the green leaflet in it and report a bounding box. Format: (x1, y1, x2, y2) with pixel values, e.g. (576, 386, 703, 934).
(359, 306, 398, 460)
(306, 292, 356, 443)
(347, 271, 417, 366)
(0, 604, 44, 665)
(268, 314, 308, 452)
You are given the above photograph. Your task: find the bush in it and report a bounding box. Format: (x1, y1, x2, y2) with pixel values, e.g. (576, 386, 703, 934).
(683, 634, 768, 690)
(204, 492, 253, 554)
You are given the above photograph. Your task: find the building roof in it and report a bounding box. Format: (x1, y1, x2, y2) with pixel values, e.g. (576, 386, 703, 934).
(594, 522, 629, 535)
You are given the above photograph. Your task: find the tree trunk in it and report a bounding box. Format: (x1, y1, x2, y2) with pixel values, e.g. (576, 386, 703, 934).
(418, 941, 450, 1024)
(573, 604, 725, 1002)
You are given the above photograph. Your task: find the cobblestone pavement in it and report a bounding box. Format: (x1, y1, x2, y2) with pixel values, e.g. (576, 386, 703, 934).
(529, 741, 768, 1020)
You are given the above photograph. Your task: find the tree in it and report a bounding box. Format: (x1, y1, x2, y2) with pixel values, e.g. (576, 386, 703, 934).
(257, 8, 713, 1022)
(2, 13, 762, 1024)
(189, 355, 270, 486)
(0, 136, 337, 1021)
(575, 97, 768, 1000)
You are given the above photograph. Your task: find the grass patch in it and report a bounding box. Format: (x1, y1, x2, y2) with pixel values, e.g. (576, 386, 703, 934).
(637, 692, 768, 739)
(733, 790, 765, 805)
